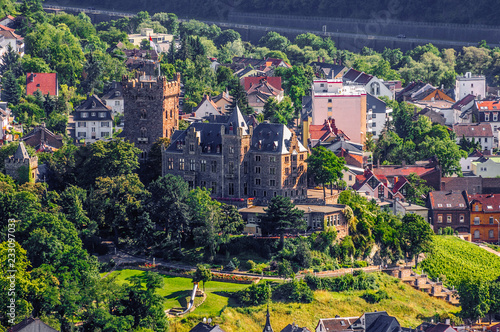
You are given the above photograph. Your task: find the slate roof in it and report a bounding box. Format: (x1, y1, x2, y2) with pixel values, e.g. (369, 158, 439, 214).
(351, 311, 389, 330)
(326, 140, 364, 155)
(310, 62, 346, 78)
(367, 94, 387, 114)
(102, 81, 124, 100)
(166, 122, 224, 154)
(7, 317, 59, 332)
(12, 142, 29, 160)
(227, 105, 249, 134)
(74, 95, 113, 121)
(452, 94, 475, 110)
(453, 123, 493, 137)
(189, 323, 226, 332)
(419, 323, 457, 332)
(396, 82, 435, 102)
(428, 191, 469, 210)
(26, 73, 58, 96)
(251, 123, 307, 154)
(280, 324, 311, 332)
(366, 315, 400, 332)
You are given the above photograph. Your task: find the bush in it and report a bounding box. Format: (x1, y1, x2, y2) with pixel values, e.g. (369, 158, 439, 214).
(237, 281, 272, 306)
(354, 260, 368, 268)
(231, 257, 240, 269)
(304, 271, 378, 292)
(362, 289, 390, 303)
(225, 260, 236, 271)
(273, 280, 314, 303)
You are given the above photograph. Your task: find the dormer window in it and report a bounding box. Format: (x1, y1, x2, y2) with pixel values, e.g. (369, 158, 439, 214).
(140, 109, 147, 119)
(177, 141, 182, 150)
(91, 112, 96, 117)
(115, 91, 121, 97)
(92, 101, 96, 108)
(99, 112, 105, 118)
(258, 140, 262, 150)
(216, 145, 221, 153)
(82, 112, 88, 118)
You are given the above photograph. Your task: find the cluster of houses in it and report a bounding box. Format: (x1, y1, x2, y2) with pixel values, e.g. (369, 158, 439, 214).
(189, 310, 467, 332)
(3, 22, 500, 246)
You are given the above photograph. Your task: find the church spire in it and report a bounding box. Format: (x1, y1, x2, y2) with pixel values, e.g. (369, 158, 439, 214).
(263, 304, 274, 332)
(227, 104, 248, 135)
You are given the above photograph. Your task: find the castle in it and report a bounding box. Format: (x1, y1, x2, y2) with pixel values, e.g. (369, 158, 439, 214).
(121, 73, 181, 158)
(4, 142, 38, 183)
(161, 106, 308, 204)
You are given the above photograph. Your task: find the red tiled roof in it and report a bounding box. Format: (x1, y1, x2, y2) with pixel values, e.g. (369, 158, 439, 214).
(453, 123, 493, 138)
(372, 166, 433, 177)
(0, 24, 15, 32)
(243, 76, 282, 91)
(26, 73, 58, 96)
(309, 119, 349, 142)
(392, 177, 409, 194)
(469, 193, 500, 212)
(476, 100, 500, 111)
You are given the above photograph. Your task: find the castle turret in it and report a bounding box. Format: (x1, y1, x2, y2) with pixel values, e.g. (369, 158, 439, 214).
(4, 142, 38, 183)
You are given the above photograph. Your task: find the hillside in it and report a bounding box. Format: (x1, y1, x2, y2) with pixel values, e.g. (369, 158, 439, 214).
(47, 0, 500, 26)
(169, 273, 458, 332)
(418, 236, 500, 287)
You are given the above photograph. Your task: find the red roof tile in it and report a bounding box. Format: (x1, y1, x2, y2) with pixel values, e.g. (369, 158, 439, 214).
(476, 100, 500, 111)
(26, 73, 58, 96)
(243, 76, 282, 91)
(453, 123, 493, 138)
(469, 193, 500, 212)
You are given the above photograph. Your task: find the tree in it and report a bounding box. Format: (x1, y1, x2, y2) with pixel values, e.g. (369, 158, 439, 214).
(405, 173, 433, 206)
(88, 174, 148, 245)
(147, 174, 189, 249)
(193, 264, 212, 292)
(187, 188, 222, 261)
(277, 260, 294, 280)
(0, 45, 22, 76)
(214, 29, 240, 47)
(259, 31, 290, 52)
(263, 96, 294, 126)
(1, 71, 21, 105)
(306, 146, 347, 201)
(400, 214, 434, 266)
(260, 196, 305, 247)
(458, 279, 490, 323)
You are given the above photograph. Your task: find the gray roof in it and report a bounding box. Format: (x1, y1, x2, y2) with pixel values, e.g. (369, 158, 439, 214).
(102, 81, 124, 100)
(74, 95, 113, 121)
(325, 140, 364, 155)
(251, 123, 307, 154)
(13, 142, 29, 160)
(166, 122, 224, 154)
(189, 323, 226, 332)
(227, 105, 249, 135)
(367, 94, 387, 114)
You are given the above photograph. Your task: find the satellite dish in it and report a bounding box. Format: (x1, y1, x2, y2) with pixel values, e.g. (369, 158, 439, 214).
(203, 318, 207, 323)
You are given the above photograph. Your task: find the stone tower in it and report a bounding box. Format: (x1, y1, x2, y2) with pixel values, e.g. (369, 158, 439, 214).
(121, 72, 181, 156)
(4, 142, 38, 183)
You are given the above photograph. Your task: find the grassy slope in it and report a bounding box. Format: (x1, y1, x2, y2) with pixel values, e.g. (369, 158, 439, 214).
(418, 236, 500, 286)
(107, 269, 248, 315)
(171, 273, 459, 332)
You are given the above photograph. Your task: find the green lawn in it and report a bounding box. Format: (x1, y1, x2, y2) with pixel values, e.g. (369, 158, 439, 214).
(106, 269, 248, 316)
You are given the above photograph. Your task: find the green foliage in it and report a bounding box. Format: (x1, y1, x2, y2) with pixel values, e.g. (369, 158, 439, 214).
(273, 279, 314, 303)
(237, 281, 272, 306)
(262, 96, 295, 126)
(304, 270, 378, 292)
(362, 289, 390, 303)
(419, 236, 500, 287)
(400, 214, 434, 265)
(306, 146, 347, 200)
(277, 260, 294, 279)
(1, 71, 21, 105)
(194, 264, 213, 291)
(260, 196, 306, 246)
(458, 279, 490, 322)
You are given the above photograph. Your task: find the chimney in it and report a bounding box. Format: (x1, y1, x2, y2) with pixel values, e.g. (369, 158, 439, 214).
(322, 57, 325, 62)
(318, 56, 321, 62)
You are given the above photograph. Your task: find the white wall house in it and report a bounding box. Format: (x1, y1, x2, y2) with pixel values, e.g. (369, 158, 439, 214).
(73, 95, 114, 144)
(453, 123, 495, 152)
(455, 72, 486, 101)
(102, 81, 124, 115)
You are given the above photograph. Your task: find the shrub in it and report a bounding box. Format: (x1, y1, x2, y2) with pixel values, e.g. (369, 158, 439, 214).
(304, 271, 378, 292)
(237, 281, 272, 306)
(362, 289, 390, 303)
(354, 260, 368, 268)
(225, 260, 236, 271)
(273, 280, 314, 303)
(231, 257, 240, 269)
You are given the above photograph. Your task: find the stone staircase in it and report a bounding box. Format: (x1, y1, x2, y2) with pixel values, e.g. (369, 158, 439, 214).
(384, 267, 460, 306)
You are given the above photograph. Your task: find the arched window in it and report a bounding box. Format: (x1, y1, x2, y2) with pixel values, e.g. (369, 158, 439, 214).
(140, 109, 147, 119)
(140, 127, 147, 138)
(370, 82, 380, 95)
